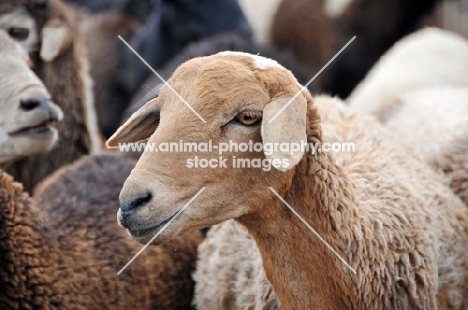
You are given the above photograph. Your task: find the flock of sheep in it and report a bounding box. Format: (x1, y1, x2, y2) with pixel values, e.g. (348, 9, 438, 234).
(0, 0, 467, 309)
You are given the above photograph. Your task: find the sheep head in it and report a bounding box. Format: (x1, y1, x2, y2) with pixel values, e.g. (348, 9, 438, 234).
(108, 52, 320, 244)
(0, 31, 63, 166)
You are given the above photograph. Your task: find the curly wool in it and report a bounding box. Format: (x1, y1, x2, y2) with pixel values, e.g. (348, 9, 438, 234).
(0, 154, 202, 309)
(193, 96, 468, 309)
(193, 220, 282, 310)
(383, 87, 468, 207)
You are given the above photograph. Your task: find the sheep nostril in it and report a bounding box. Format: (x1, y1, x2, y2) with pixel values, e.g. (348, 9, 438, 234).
(120, 193, 152, 214)
(20, 98, 46, 111)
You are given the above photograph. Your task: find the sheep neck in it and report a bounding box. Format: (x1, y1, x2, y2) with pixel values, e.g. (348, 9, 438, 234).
(238, 154, 360, 309)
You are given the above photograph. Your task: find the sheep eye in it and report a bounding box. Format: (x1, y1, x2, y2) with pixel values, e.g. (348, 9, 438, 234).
(235, 111, 262, 126)
(8, 27, 30, 41)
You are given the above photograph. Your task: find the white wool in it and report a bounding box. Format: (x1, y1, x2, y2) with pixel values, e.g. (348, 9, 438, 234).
(218, 51, 283, 70)
(386, 87, 468, 167)
(348, 28, 468, 115)
(193, 220, 283, 310)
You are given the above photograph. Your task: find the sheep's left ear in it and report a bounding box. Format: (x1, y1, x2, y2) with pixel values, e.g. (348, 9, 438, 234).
(40, 18, 72, 62)
(106, 98, 160, 148)
(261, 94, 308, 172)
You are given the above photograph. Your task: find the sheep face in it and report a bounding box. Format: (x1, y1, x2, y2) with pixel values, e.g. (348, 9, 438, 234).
(108, 52, 312, 244)
(0, 32, 63, 165)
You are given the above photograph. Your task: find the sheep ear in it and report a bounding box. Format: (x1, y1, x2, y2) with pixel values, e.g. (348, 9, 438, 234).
(40, 18, 72, 62)
(261, 95, 308, 172)
(106, 98, 160, 148)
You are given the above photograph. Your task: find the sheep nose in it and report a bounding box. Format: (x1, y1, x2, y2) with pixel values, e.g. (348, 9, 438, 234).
(20, 97, 48, 111)
(120, 193, 152, 214)
(20, 97, 63, 121)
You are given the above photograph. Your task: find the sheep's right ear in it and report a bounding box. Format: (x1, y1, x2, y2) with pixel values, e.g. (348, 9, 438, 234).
(106, 98, 160, 148)
(261, 94, 308, 172)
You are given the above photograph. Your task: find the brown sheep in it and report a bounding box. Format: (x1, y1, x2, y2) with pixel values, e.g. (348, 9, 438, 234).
(130, 31, 314, 108)
(119, 31, 314, 161)
(75, 0, 251, 138)
(108, 52, 468, 309)
(241, 0, 442, 97)
(0, 154, 202, 309)
(1, 0, 100, 193)
(64, 0, 155, 22)
(79, 12, 140, 138)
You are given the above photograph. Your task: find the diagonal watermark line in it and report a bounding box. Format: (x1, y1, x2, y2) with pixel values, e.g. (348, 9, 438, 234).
(142, 83, 161, 98)
(268, 36, 356, 123)
(118, 35, 207, 124)
(268, 187, 357, 274)
(117, 187, 206, 275)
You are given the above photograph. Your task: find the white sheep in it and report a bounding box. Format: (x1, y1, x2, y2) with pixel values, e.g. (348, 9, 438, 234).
(1, 0, 101, 192)
(108, 52, 468, 309)
(383, 87, 468, 206)
(348, 28, 468, 117)
(240, 0, 442, 97)
(347, 28, 468, 206)
(0, 31, 62, 166)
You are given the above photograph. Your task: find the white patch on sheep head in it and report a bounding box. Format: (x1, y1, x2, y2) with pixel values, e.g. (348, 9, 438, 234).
(0, 32, 63, 166)
(219, 51, 283, 70)
(109, 52, 311, 245)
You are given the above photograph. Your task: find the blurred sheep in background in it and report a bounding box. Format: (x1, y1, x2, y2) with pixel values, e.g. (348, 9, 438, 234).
(0, 0, 100, 193)
(73, 0, 253, 137)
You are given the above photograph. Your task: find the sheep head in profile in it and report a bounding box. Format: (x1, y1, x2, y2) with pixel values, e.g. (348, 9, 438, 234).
(107, 52, 318, 244)
(0, 31, 62, 166)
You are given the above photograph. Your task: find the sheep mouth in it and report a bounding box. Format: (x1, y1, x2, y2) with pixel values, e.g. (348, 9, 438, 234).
(127, 211, 180, 243)
(9, 120, 57, 136)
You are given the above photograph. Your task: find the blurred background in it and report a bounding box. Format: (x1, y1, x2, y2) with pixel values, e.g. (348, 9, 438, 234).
(1, 0, 468, 191)
(63, 0, 468, 137)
